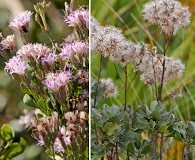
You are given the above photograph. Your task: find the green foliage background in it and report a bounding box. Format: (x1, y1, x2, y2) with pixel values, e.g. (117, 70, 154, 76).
(91, 0, 195, 122)
(0, 0, 88, 160)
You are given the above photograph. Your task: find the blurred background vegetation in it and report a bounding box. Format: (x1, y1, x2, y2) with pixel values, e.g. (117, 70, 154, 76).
(92, 0, 195, 159)
(0, 0, 88, 159)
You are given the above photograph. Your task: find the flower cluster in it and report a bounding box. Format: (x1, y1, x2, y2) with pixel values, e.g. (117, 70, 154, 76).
(30, 110, 87, 156)
(92, 17, 185, 85)
(4, 55, 28, 76)
(91, 17, 140, 66)
(0, 34, 16, 51)
(100, 78, 118, 98)
(17, 43, 51, 62)
(137, 45, 185, 85)
(9, 11, 33, 33)
(143, 0, 191, 35)
(65, 9, 89, 29)
(60, 42, 88, 61)
(43, 71, 72, 92)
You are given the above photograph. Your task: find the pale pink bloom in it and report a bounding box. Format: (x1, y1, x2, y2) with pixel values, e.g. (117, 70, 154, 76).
(5, 56, 28, 76)
(72, 42, 88, 55)
(65, 9, 89, 29)
(63, 135, 71, 146)
(32, 133, 45, 146)
(59, 126, 66, 136)
(43, 71, 72, 92)
(41, 52, 58, 69)
(54, 138, 64, 153)
(59, 43, 73, 60)
(17, 43, 51, 61)
(0, 34, 16, 51)
(60, 42, 88, 61)
(9, 11, 33, 32)
(37, 135, 45, 146)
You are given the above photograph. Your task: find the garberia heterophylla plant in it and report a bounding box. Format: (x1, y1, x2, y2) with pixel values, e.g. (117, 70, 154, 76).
(91, 0, 193, 159)
(0, 0, 89, 159)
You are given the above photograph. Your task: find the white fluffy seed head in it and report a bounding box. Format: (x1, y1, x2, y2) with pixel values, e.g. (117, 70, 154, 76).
(142, 0, 191, 35)
(100, 78, 118, 98)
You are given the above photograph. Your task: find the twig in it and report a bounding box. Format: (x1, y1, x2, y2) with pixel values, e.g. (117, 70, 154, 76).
(123, 66, 128, 110)
(157, 34, 171, 102)
(159, 133, 164, 160)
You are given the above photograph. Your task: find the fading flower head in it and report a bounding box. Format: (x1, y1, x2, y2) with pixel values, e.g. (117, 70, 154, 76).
(5, 55, 28, 76)
(137, 46, 185, 85)
(9, 11, 33, 33)
(43, 71, 72, 92)
(91, 17, 138, 66)
(142, 0, 191, 35)
(100, 78, 118, 98)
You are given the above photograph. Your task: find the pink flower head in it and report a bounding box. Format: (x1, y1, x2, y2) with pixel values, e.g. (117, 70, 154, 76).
(5, 56, 28, 76)
(41, 52, 58, 69)
(54, 138, 64, 153)
(65, 9, 89, 29)
(9, 11, 33, 33)
(17, 43, 51, 61)
(37, 134, 45, 146)
(0, 34, 16, 51)
(43, 71, 72, 92)
(31, 133, 45, 146)
(63, 135, 71, 146)
(60, 42, 88, 61)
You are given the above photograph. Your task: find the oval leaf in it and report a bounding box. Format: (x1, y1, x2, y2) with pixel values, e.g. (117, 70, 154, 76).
(103, 122, 119, 136)
(0, 124, 14, 142)
(23, 94, 36, 108)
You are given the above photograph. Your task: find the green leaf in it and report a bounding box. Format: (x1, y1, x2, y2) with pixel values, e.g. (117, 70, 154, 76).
(158, 124, 168, 133)
(23, 94, 36, 108)
(103, 122, 119, 136)
(173, 122, 186, 140)
(91, 144, 105, 158)
(127, 142, 136, 154)
(66, 155, 74, 160)
(0, 124, 14, 142)
(91, 108, 102, 118)
(20, 82, 31, 94)
(38, 98, 48, 114)
(136, 107, 148, 118)
(110, 105, 120, 117)
(140, 140, 151, 154)
(136, 118, 149, 129)
(150, 101, 158, 111)
(151, 110, 162, 121)
(185, 121, 195, 138)
(149, 119, 156, 130)
(3, 137, 26, 159)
